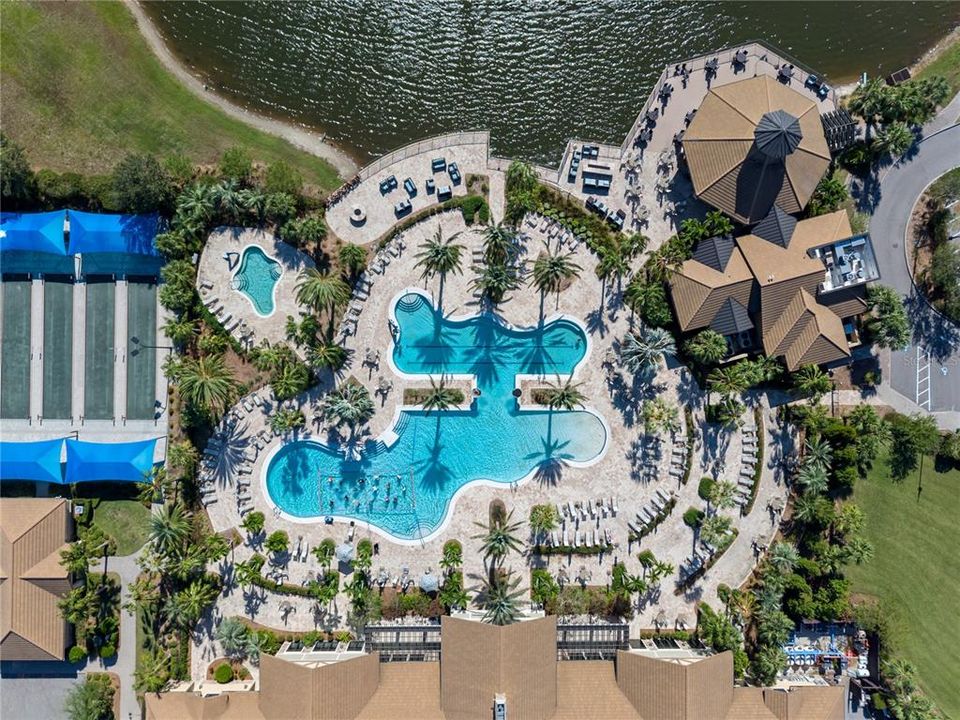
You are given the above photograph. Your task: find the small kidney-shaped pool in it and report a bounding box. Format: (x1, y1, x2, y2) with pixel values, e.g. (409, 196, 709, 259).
(232, 245, 282, 316)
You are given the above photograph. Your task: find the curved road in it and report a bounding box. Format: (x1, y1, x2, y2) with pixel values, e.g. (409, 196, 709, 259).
(868, 122, 960, 419)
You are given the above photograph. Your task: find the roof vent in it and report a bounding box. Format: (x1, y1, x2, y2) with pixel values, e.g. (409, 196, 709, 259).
(755, 109, 802, 159)
(767, 274, 775, 283)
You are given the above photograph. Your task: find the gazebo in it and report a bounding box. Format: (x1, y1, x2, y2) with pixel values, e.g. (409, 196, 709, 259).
(682, 75, 831, 224)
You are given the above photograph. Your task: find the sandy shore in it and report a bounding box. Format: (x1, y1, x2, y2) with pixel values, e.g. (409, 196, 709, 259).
(126, 0, 358, 180)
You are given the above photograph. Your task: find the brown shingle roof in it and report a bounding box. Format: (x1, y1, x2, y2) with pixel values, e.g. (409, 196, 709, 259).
(669, 246, 754, 332)
(683, 76, 831, 223)
(0, 499, 71, 662)
(728, 688, 780, 720)
(763, 685, 846, 720)
(144, 692, 265, 720)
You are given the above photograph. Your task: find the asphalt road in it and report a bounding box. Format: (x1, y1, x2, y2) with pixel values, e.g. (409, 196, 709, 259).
(866, 122, 960, 416)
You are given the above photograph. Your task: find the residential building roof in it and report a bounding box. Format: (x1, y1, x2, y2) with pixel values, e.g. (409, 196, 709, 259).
(683, 75, 832, 224)
(0, 499, 72, 662)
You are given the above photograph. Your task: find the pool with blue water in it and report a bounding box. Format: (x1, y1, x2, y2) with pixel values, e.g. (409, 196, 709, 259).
(264, 291, 607, 540)
(233, 245, 281, 316)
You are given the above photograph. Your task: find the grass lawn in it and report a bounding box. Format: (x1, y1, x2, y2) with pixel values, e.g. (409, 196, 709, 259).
(915, 33, 960, 97)
(846, 451, 960, 718)
(93, 499, 151, 556)
(0, 1, 340, 189)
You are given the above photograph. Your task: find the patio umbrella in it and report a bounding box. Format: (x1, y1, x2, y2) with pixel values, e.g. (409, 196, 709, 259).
(419, 569, 439, 593)
(655, 610, 667, 628)
(335, 542, 354, 564)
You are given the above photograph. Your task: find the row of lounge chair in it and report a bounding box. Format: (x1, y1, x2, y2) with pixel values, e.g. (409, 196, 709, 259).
(627, 488, 676, 538)
(557, 497, 619, 522)
(523, 213, 582, 251)
(667, 433, 689, 481)
(336, 236, 404, 340)
(543, 527, 613, 549)
(734, 426, 759, 507)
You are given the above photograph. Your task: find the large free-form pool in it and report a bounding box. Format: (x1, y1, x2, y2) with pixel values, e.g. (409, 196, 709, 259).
(264, 291, 607, 540)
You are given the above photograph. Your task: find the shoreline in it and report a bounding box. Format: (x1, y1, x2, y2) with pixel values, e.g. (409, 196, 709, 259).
(125, 0, 358, 180)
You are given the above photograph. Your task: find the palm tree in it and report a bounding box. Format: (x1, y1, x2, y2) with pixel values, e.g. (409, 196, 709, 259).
(176, 183, 216, 223)
(338, 243, 367, 279)
(134, 650, 170, 693)
(172, 579, 217, 627)
(595, 245, 629, 291)
(767, 542, 800, 574)
(797, 463, 829, 496)
(793, 364, 832, 400)
(847, 77, 888, 139)
(875, 120, 914, 157)
(295, 267, 350, 334)
(482, 223, 519, 266)
(531, 244, 582, 309)
(215, 617, 250, 660)
(272, 361, 310, 401)
(684, 329, 728, 367)
(620, 326, 676, 375)
(473, 510, 524, 567)
(699, 515, 733, 547)
(237, 188, 265, 221)
(422, 376, 460, 414)
(541, 376, 586, 410)
(471, 262, 523, 305)
(415, 228, 464, 308)
(149, 504, 192, 558)
(707, 480, 738, 511)
(167, 440, 199, 479)
(213, 179, 243, 223)
(307, 342, 347, 371)
(804, 437, 833, 470)
(312, 538, 336, 570)
(174, 354, 236, 417)
(707, 365, 748, 398)
(322, 382, 375, 429)
(843, 536, 874, 565)
(163, 316, 197, 347)
(528, 505, 558, 543)
(792, 493, 822, 526)
(476, 571, 525, 626)
(439, 541, 463, 572)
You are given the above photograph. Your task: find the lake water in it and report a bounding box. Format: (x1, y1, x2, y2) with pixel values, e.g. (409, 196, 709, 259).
(143, 1, 960, 165)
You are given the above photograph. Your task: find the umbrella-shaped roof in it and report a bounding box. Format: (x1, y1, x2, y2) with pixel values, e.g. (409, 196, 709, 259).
(335, 542, 355, 564)
(419, 570, 439, 593)
(683, 75, 831, 224)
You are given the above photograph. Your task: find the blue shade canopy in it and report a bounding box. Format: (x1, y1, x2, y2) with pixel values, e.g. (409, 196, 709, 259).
(64, 438, 158, 483)
(0, 211, 67, 255)
(68, 211, 160, 256)
(0, 439, 65, 483)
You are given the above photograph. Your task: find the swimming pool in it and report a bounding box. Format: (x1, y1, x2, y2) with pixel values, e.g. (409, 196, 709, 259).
(264, 291, 607, 541)
(232, 245, 281, 316)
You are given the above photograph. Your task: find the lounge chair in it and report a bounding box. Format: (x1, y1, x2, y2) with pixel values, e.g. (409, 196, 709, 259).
(202, 496, 217, 507)
(574, 531, 582, 547)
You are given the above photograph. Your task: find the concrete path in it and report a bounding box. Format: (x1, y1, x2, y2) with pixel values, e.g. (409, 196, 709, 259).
(90, 551, 143, 720)
(865, 111, 960, 421)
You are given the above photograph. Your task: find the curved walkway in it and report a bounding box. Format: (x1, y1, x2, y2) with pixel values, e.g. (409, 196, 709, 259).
(868, 120, 960, 422)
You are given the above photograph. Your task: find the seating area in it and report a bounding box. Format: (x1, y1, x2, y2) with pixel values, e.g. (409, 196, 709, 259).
(540, 497, 620, 550)
(735, 425, 759, 508)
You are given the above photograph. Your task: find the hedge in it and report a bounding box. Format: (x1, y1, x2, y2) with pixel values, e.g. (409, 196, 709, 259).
(403, 387, 466, 406)
(629, 498, 677, 541)
(68, 645, 87, 664)
(682, 507, 704, 528)
(214, 663, 234, 684)
(377, 194, 489, 249)
(742, 406, 765, 516)
(697, 477, 715, 501)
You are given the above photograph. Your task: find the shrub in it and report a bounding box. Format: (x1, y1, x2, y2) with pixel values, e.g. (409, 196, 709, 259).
(214, 662, 234, 684)
(807, 172, 848, 216)
(219, 147, 253, 183)
(683, 507, 704, 528)
(68, 645, 87, 664)
(112, 153, 172, 213)
(697, 477, 716, 501)
(265, 530, 289, 554)
(99, 643, 116, 660)
(264, 161, 303, 196)
(457, 195, 489, 225)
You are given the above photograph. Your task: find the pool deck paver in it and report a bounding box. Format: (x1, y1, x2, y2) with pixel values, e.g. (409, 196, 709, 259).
(195, 209, 791, 682)
(196, 227, 316, 352)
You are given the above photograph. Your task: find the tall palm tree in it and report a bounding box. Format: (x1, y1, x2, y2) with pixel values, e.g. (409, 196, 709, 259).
(684, 329, 728, 367)
(307, 342, 347, 371)
(149, 504, 192, 558)
(482, 223, 519, 266)
(176, 183, 216, 223)
(707, 480, 738, 511)
(541, 376, 586, 411)
(532, 244, 582, 309)
(875, 121, 913, 157)
(215, 617, 250, 660)
(797, 463, 829, 496)
(707, 365, 748, 398)
(476, 571, 525, 626)
(767, 542, 800, 574)
(295, 268, 350, 333)
(213, 179, 243, 224)
(804, 435, 833, 468)
(847, 77, 888, 139)
(620, 327, 676, 375)
(174, 354, 236, 417)
(792, 493, 822, 526)
(338, 243, 367, 279)
(595, 246, 629, 292)
(471, 261, 523, 305)
(322, 382, 375, 429)
(422, 376, 460, 414)
(312, 538, 336, 570)
(843, 536, 874, 565)
(793, 364, 832, 399)
(472, 510, 524, 567)
(699, 515, 732, 547)
(415, 228, 464, 308)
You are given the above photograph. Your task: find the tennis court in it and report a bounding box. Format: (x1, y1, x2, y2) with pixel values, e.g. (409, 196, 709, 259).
(126, 281, 157, 420)
(84, 281, 115, 420)
(1, 281, 32, 418)
(42, 280, 73, 419)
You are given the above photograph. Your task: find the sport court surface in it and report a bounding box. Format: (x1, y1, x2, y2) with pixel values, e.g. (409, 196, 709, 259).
(1, 281, 31, 418)
(126, 281, 157, 420)
(42, 279, 73, 419)
(84, 281, 114, 420)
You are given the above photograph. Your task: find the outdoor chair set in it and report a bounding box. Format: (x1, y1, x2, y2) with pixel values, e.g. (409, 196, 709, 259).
(627, 488, 676, 539)
(667, 432, 688, 481)
(634, 435, 664, 483)
(200, 285, 255, 345)
(523, 213, 582, 252)
(539, 498, 620, 551)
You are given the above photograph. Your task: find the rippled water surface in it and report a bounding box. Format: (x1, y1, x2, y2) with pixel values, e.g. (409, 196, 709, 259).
(144, 1, 960, 164)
